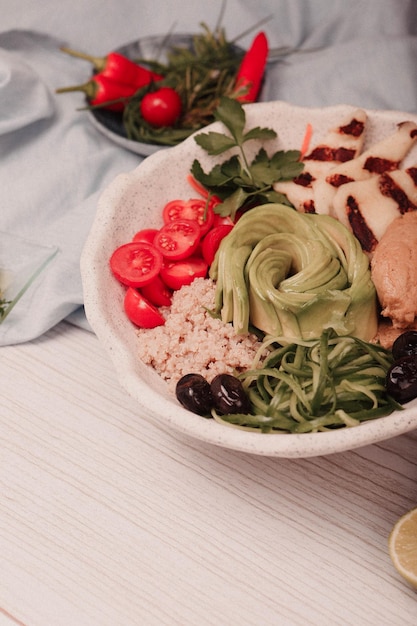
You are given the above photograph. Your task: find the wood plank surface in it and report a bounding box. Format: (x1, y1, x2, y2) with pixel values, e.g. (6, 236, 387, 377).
(1, 322, 417, 625)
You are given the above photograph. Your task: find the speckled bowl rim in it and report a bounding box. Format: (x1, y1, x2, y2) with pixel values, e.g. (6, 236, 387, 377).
(81, 100, 417, 457)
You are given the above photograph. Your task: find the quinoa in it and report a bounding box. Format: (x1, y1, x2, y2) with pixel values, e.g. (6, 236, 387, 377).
(137, 277, 263, 393)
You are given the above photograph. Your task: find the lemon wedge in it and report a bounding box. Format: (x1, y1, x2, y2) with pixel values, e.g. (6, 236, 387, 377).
(388, 507, 417, 589)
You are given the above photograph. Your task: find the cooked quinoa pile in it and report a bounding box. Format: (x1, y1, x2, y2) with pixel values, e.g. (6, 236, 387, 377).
(137, 277, 263, 392)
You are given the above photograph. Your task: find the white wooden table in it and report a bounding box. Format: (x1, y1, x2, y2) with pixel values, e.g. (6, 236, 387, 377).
(1, 320, 417, 625)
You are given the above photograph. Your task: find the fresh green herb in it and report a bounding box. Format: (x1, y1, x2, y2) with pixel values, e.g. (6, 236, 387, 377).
(123, 25, 244, 146)
(0, 297, 11, 320)
(213, 329, 401, 433)
(191, 97, 304, 219)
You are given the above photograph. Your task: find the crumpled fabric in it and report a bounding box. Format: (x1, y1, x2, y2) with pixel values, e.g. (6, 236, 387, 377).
(0, 48, 54, 134)
(1, 0, 417, 345)
(0, 30, 139, 344)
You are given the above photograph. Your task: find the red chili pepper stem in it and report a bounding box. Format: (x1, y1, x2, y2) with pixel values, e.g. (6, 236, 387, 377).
(55, 75, 137, 112)
(60, 46, 108, 71)
(59, 47, 164, 88)
(55, 81, 96, 97)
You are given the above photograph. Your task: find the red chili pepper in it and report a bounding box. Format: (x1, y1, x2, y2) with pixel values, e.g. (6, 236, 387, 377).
(234, 31, 269, 103)
(60, 46, 163, 89)
(55, 74, 139, 111)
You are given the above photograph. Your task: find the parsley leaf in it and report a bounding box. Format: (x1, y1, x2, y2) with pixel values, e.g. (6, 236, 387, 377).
(214, 96, 246, 144)
(192, 97, 304, 218)
(194, 132, 237, 155)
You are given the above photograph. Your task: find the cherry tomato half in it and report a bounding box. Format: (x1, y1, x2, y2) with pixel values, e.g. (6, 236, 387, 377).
(160, 256, 209, 290)
(140, 274, 172, 307)
(124, 287, 165, 328)
(132, 228, 158, 245)
(212, 213, 234, 228)
(163, 199, 215, 237)
(110, 241, 163, 287)
(140, 87, 182, 128)
(153, 219, 201, 261)
(201, 224, 234, 265)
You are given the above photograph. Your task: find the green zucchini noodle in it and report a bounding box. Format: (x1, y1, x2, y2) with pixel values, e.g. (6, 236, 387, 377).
(213, 328, 402, 433)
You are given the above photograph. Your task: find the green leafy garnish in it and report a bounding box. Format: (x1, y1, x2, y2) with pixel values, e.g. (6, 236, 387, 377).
(191, 97, 304, 219)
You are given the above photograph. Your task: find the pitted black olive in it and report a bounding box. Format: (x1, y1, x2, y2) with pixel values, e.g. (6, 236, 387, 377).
(210, 373, 251, 414)
(392, 331, 417, 361)
(175, 373, 214, 416)
(386, 355, 417, 404)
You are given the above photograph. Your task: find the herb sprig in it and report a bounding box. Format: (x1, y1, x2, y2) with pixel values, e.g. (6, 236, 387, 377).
(0, 297, 11, 321)
(123, 25, 244, 146)
(191, 97, 304, 219)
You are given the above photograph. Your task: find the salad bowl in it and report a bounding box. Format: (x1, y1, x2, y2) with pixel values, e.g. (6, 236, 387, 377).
(81, 100, 417, 457)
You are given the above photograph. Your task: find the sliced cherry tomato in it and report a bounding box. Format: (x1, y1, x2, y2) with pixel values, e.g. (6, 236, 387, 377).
(124, 287, 165, 328)
(110, 241, 163, 287)
(160, 256, 209, 290)
(162, 200, 188, 222)
(140, 274, 172, 307)
(132, 228, 158, 244)
(140, 87, 182, 128)
(162, 199, 215, 237)
(201, 224, 234, 265)
(153, 219, 201, 261)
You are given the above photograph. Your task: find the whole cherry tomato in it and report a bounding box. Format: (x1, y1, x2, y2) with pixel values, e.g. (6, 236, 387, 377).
(140, 87, 182, 127)
(124, 287, 165, 328)
(201, 224, 234, 265)
(160, 256, 209, 290)
(140, 274, 173, 307)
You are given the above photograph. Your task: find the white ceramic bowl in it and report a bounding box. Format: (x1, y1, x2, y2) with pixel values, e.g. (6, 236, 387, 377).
(81, 100, 417, 457)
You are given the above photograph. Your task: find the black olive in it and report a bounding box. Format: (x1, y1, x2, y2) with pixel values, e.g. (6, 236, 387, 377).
(392, 331, 417, 360)
(210, 373, 251, 415)
(386, 355, 417, 404)
(175, 373, 214, 416)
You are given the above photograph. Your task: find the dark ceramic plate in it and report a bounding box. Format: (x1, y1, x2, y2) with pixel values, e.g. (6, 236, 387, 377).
(88, 33, 248, 156)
